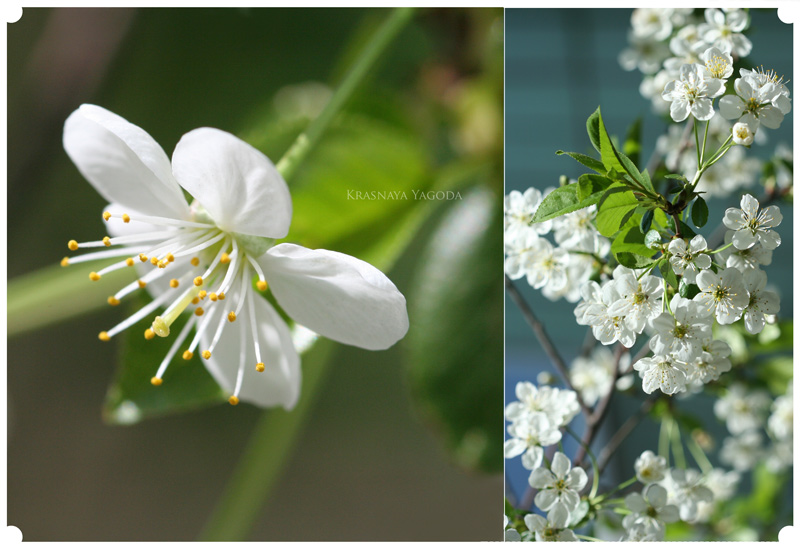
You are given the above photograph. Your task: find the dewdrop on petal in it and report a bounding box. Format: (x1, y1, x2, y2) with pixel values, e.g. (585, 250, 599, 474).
(61, 104, 408, 409)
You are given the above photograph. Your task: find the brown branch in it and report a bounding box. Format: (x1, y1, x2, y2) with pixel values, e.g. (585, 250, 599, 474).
(597, 397, 658, 474)
(504, 274, 590, 415)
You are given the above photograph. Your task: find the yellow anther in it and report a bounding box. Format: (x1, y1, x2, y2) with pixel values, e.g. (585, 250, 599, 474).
(190, 257, 200, 266)
(144, 329, 155, 340)
(126, 257, 135, 267)
(209, 293, 218, 302)
(198, 290, 207, 299)
(170, 279, 180, 288)
(195, 307, 205, 316)
(138, 280, 147, 289)
(202, 350, 211, 359)
(228, 396, 240, 406)
(98, 331, 110, 341)
(122, 213, 131, 223)
(166, 253, 175, 263)
(220, 252, 231, 264)
(151, 377, 163, 386)
(68, 240, 79, 251)
(218, 292, 226, 300)
(150, 257, 159, 265)
(191, 297, 200, 305)
(255, 362, 265, 373)
(227, 311, 236, 323)
(139, 253, 148, 263)
(193, 276, 204, 287)
(158, 261, 167, 269)
(107, 296, 120, 306)
(60, 257, 70, 267)
(256, 280, 268, 291)
(182, 350, 193, 360)
(89, 272, 101, 281)
(103, 211, 112, 221)
(103, 236, 111, 247)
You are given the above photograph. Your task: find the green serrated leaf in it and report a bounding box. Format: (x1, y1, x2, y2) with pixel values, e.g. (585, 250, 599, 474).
(664, 173, 690, 183)
(615, 251, 655, 269)
(595, 184, 639, 237)
(691, 196, 709, 228)
(577, 173, 613, 201)
(556, 150, 606, 174)
(586, 107, 601, 153)
(598, 112, 627, 175)
(612, 224, 655, 258)
(532, 179, 607, 223)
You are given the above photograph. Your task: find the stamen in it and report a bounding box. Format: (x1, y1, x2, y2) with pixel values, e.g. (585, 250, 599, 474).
(138, 280, 147, 289)
(256, 363, 265, 372)
(246, 276, 263, 371)
(247, 255, 268, 292)
(194, 277, 204, 287)
(195, 307, 205, 316)
(228, 312, 237, 322)
(144, 329, 155, 340)
(103, 212, 112, 221)
(107, 296, 120, 306)
(103, 236, 112, 247)
(232, 314, 247, 400)
(186, 305, 220, 354)
(68, 240, 79, 251)
(202, 350, 211, 359)
(98, 331, 110, 341)
(67, 246, 142, 265)
(191, 257, 200, 267)
(126, 258, 135, 267)
(170, 279, 180, 288)
(89, 272, 101, 281)
(122, 214, 131, 223)
(182, 350, 193, 360)
(228, 396, 240, 406)
(151, 377, 163, 386)
(121, 213, 216, 229)
(221, 253, 231, 264)
(61, 257, 69, 267)
(173, 232, 226, 259)
(105, 285, 176, 339)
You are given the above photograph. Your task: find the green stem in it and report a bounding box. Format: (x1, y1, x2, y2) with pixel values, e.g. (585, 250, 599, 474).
(565, 426, 600, 499)
(687, 435, 714, 474)
(694, 118, 701, 167)
(577, 534, 606, 542)
(275, 7, 414, 181)
(700, 119, 710, 165)
(670, 418, 686, 470)
(199, 9, 415, 540)
(658, 415, 671, 467)
(709, 242, 734, 255)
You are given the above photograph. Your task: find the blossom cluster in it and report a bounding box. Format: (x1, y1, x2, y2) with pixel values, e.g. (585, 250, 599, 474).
(504, 188, 609, 303)
(716, 380, 793, 474)
(620, 449, 739, 540)
(576, 194, 781, 396)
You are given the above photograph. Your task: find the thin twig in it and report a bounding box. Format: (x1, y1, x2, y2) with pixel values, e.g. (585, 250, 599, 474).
(505, 274, 590, 415)
(597, 397, 658, 473)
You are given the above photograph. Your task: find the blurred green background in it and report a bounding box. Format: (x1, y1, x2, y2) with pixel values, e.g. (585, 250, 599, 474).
(7, 8, 503, 541)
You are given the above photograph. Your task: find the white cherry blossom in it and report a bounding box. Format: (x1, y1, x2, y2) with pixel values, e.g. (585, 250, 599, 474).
(714, 383, 771, 435)
(732, 121, 755, 146)
(62, 104, 408, 408)
(668, 235, 711, 284)
(698, 8, 752, 57)
(623, 484, 679, 540)
(633, 354, 687, 395)
(694, 267, 749, 324)
(741, 268, 780, 334)
(504, 414, 562, 470)
(647, 296, 712, 361)
(634, 450, 668, 485)
(768, 382, 793, 440)
(664, 468, 714, 522)
(722, 194, 782, 250)
(719, 74, 786, 131)
(524, 504, 578, 542)
(529, 452, 588, 512)
(504, 188, 551, 239)
(606, 266, 662, 333)
(720, 430, 764, 472)
(719, 231, 773, 272)
(662, 63, 725, 122)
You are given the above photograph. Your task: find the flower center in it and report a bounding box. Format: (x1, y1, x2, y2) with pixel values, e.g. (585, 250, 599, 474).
(64, 208, 275, 404)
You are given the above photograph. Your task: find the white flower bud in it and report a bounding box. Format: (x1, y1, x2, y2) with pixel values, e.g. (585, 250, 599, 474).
(732, 122, 754, 146)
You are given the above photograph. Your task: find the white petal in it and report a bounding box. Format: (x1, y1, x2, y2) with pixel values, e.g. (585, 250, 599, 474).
(691, 98, 715, 121)
(718, 95, 744, 120)
(260, 244, 409, 350)
(551, 452, 571, 478)
(503, 438, 527, 459)
(529, 467, 555, 489)
(172, 128, 292, 238)
(534, 489, 558, 511)
(670, 100, 691, 122)
(63, 104, 190, 219)
(758, 106, 784, 130)
(201, 296, 301, 409)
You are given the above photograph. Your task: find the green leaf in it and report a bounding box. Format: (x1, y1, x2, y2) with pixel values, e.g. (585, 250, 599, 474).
(556, 150, 606, 174)
(664, 173, 690, 183)
(532, 178, 608, 223)
(679, 281, 700, 299)
(691, 196, 709, 228)
(577, 173, 613, 201)
(615, 251, 655, 269)
(639, 209, 654, 233)
(623, 117, 642, 166)
(612, 224, 655, 258)
(595, 184, 639, 237)
(659, 258, 679, 289)
(406, 188, 503, 473)
(586, 107, 601, 153)
(598, 111, 627, 175)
